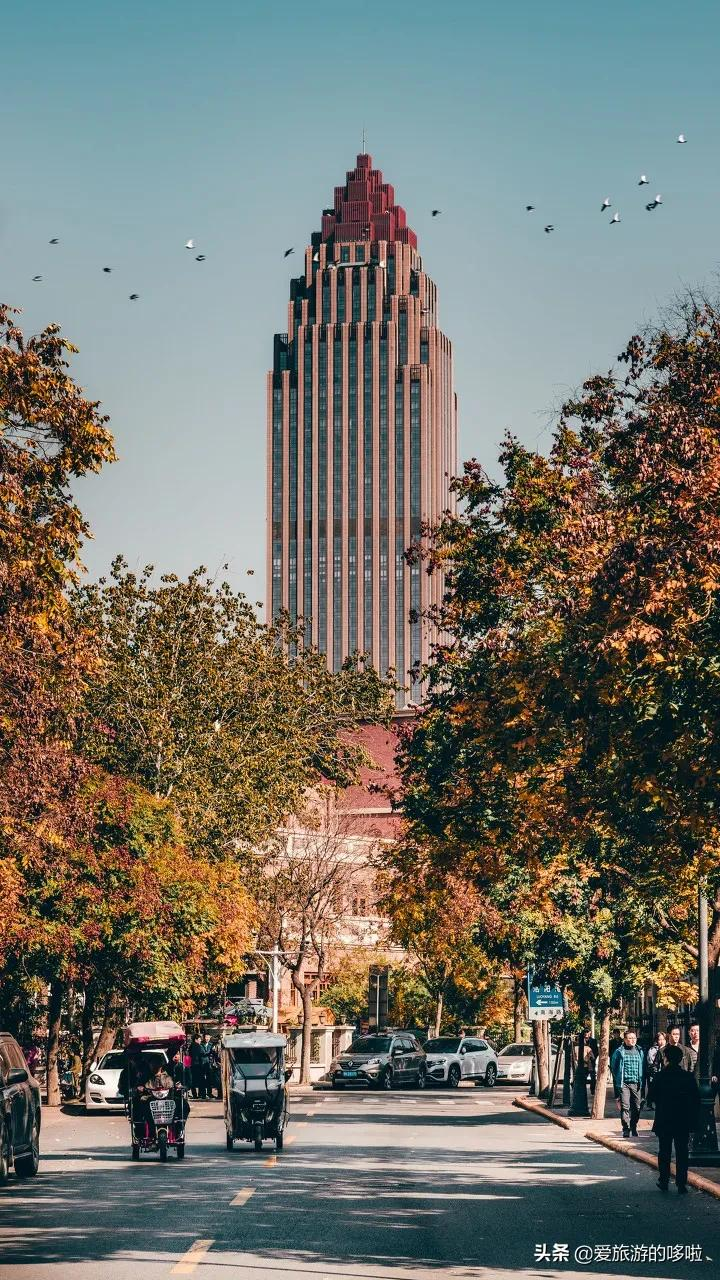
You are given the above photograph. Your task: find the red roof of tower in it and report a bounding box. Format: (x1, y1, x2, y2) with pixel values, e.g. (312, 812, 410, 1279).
(320, 153, 417, 249)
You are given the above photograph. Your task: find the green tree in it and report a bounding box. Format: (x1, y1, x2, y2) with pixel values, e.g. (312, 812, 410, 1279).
(75, 560, 393, 858)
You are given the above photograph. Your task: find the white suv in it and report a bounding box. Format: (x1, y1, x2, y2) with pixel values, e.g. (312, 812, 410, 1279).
(423, 1035, 497, 1088)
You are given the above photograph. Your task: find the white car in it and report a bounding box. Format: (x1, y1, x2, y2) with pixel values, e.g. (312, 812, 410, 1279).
(496, 1041, 557, 1086)
(84, 1048, 167, 1111)
(423, 1035, 498, 1088)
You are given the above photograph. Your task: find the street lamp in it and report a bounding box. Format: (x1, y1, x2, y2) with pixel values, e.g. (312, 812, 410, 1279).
(689, 887, 720, 1166)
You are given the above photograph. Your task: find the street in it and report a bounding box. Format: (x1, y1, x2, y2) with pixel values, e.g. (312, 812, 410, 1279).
(0, 1089, 717, 1280)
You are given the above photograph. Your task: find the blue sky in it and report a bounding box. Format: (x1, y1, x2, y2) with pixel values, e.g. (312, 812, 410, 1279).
(3, 0, 719, 599)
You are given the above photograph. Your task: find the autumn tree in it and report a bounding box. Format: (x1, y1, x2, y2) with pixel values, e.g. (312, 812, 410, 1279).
(0, 305, 115, 1099)
(395, 291, 720, 1103)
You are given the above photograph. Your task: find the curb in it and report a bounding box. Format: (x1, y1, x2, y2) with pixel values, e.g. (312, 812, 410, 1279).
(512, 1096, 573, 1130)
(586, 1131, 720, 1202)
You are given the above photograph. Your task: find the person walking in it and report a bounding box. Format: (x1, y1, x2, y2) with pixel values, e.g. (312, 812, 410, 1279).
(200, 1033, 215, 1100)
(645, 1031, 666, 1107)
(611, 1029, 646, 1138)
(687, 1024, 700, 1076)
(650, 1044, 701, 1194)
(666, 1026, 694, 1072)
(189, 1033, 205, 1100)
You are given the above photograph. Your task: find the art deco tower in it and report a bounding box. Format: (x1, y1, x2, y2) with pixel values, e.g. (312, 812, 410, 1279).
(267, 153, 456, 705)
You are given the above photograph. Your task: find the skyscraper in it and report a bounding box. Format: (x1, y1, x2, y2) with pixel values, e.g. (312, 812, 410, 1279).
(267, 153, 456, 705)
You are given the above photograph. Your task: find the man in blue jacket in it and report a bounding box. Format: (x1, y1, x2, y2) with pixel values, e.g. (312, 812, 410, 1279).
(611, 1029, 646, 1138)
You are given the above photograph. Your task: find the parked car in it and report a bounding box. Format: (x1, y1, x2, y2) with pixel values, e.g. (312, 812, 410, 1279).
(85, 1048, 167, 1111)
(495, 1041, 557, 1086)
(329, 1033, 426, 1090)
(0, 1032, 41, 1183)
(423, 1035, 498, 1087)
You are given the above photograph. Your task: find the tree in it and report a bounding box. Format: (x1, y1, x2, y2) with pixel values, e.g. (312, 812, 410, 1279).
(258, 799, 377, 1082)
(0, 305, 115, 1100)
(74, 560, 393, 859)
(394, 291, 720, 1103)
(382, 859, 493, 1036)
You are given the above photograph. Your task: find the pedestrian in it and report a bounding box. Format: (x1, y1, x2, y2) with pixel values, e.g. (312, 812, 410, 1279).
(646, 1031, 667, 1105)
(611, 1029, 646, 1138)
(665, 1026, 694, 1072)
(650, 1044, 701, 1194)
(189, 1033, 205, 1099)
(70, 1045, 83, 1097)
(586, 1036, 599, 1095)
(687, 1023, 700, 1075)
(200, 1033, 215, 1099)
(25, 1043, 40, 1075)
(711, 1040, 720, 1104)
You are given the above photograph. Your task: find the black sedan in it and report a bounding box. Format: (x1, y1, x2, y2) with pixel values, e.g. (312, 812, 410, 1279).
(0, 1032, 41, 1182)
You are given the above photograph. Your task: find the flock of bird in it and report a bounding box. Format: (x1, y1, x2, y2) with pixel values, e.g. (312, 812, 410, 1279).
(532, 133, 687, 233)
(28, 135, 689, 297)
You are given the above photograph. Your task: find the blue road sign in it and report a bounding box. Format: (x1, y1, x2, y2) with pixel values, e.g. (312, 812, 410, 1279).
(527, 970, 564, 1020)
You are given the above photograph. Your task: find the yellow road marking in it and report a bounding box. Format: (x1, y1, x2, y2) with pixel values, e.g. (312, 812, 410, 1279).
(171, 1239, 214, 1275)
(230, 1187, 256, 1206)
(264, 1155, 277, 1167)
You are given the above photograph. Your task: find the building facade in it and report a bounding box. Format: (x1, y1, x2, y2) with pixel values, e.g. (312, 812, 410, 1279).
(267, 153, 457, 704)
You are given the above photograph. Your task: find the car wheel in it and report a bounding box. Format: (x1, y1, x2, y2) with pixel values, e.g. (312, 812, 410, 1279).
(415, 1066, 427, 1090)
(380, 1067, 393, 1091)
(448, 1065, 461, 1089)
(484, 1064, 497, 1088)
(0, 1126, 10, 1185)
(14, 1116, 39, 1178)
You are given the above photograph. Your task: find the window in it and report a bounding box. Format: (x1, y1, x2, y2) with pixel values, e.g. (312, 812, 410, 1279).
(356, 244, 365, 262)
(340, 246, 350, 262)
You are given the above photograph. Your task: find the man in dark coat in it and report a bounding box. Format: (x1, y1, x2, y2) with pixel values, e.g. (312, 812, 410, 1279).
(650, 1044, 701, 1194)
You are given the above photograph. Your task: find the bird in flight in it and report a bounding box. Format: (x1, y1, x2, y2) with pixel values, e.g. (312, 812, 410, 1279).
(32, 275, 42, 282)
(195, 254, 206, 261)
(185, 239, 194, 249)
(284, 247, 294, 258)
(544, 224, 554, 234)
(103, 267, 112, 273)
(677, 134, 687, 144)
(129, 293, 139, 301)
(601, 198, 612, 211)
(638, 175, 649, 185)
(610, 212, 621, 224)
(431, 209, 441, 216)
(49, 238, 59, 244)
(646, 195, 663, 211)
(525, 204, 535, 211)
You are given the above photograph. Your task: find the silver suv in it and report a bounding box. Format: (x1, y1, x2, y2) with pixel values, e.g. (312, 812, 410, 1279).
(329, 1033, 426, 1090)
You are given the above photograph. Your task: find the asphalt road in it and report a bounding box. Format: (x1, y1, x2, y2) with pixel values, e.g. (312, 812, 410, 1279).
(0, 1087, 718, 1280)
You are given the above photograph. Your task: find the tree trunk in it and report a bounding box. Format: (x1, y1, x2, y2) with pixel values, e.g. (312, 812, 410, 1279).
(434, 990, 444, 1038)
(531, 1020, 549, 1098)
(46, 979, 64, 1107)
(590, 1010, 611, 1121)
(291, 969, 313, 1084)
(513, 979, 525, 1043)
(81, 984, 97, 1083)
(91, 992, 120, 1070)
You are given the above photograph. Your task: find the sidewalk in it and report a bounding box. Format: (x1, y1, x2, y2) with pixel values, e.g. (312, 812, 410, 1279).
(514, 1090, 720, 1197)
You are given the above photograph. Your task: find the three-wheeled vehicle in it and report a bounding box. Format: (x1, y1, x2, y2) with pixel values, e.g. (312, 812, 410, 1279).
(222, 1031, 291, 1153)
(122, 1020, 188, 1162)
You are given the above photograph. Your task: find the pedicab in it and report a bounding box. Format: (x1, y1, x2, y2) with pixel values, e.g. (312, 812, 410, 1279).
(221, 1031, 291, 1152)
(122, 1020, 188, 1161)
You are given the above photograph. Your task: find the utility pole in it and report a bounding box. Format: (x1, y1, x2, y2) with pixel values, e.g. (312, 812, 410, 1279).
(271, 944, 280, 1035)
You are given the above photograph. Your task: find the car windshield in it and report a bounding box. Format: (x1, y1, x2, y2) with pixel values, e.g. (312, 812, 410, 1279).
(424, 1038, 462, 1053)
(98, 1052, 125, 1070)
(348, 1037, 392, 1055)
(499, 1044, 534, 1057)
(230, 1048, 280, 1079)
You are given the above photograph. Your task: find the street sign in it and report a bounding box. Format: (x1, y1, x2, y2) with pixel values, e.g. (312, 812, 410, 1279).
(369, 965, 389, 1029)
(527, 972, 564, 1021)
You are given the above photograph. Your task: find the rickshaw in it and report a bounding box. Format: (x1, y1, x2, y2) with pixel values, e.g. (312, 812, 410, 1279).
(122, 1020, 188, 1161)
(221, 1031, 291, 1152)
